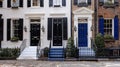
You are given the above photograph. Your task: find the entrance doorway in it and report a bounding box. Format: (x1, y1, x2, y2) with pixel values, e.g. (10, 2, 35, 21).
(53, 19, 62, 46)
(30, 24, 40, 46)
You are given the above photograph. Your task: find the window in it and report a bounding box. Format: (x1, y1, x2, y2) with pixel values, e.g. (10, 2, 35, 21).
(53, 0, 62, 7)
(32, 0, 40, 6)
(12, 0, 19, 7)
(12, 20, 20, 38)
(104, 19, 113, 35)
(104, 0, 114, 4)
(78, 0, 87, 4)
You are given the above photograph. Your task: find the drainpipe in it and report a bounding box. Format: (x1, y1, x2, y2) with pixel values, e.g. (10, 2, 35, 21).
(71, 0, 72, 37)
(94, 0, 97, 37)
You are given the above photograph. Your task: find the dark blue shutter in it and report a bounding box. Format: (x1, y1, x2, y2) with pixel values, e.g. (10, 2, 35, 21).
(74, 0, 78, 5)
(19, 19, 23, 40)
(27, 0, 31, 7)
(40, 0, 44, 7)
(7, 0, 11, 7)
(114, 16, 119, 40)
(88, 0, 91, 5)
(49, 0, 53, 7)
(0, 19, 3, 40)
(99, 17, 104, 35)
(19, 0, 23, 7)
(48, 18, 52, 40)
(7, 19, 11, 41)
(0, 1, 3, 7)
(62, 0, 66, 6)
(63, 17, 68, 40)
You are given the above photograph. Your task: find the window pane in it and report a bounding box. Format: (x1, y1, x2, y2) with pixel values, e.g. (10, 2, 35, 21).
(104, 19, 113, 35)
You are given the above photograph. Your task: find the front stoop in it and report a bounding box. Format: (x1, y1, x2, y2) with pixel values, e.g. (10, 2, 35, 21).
(17, 46, 38, 60)
(79, 47, 96, 60)
(48, 48, 65, 61)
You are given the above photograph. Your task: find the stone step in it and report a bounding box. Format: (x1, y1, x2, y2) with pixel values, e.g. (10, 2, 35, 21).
(17, 46, 38, 60)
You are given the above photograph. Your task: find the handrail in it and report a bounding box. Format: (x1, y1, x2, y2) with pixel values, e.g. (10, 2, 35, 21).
(91, 38, 97, 51)
(20, 39, 27, 54)
(37, 40, 41, 58)
(49, 40, 51, 48)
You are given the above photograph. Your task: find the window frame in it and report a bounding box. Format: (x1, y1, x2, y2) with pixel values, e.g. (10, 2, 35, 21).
(78, 0, 88, 5)
(53, 0, 62, 7)
(11, 0, 19, 7)
(104, 0, 114, 4)
(11, 19, 20, 38)
(104, 18, 114, 36)
(31, 0, 40, 7)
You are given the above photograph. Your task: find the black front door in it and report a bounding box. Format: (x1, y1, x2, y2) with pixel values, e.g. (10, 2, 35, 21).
(53, 19, 62, 46)
(30, 24, 40, 46)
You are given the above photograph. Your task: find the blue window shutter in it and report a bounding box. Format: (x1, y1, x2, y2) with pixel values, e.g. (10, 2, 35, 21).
(114, 16, 119, 40)
(74, 0, 78, 5)
(62, 0, 66, 6)
(49, 0, 53, 7)
(99, 17, 104, 35)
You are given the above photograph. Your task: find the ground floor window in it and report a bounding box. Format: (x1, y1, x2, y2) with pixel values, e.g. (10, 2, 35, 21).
(104, 19, 113, 35)
(12, 19, 20, 38)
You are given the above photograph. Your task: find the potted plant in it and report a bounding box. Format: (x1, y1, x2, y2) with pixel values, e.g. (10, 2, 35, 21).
(10, 37, 19, 42)
(104, 34, 114, 42)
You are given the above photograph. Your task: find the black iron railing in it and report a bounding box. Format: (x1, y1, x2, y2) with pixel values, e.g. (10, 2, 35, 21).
(20, 39, 27, 54)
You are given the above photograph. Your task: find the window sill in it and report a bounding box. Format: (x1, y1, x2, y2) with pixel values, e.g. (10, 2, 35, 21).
(103, 4, 116, 8)
(11, 6, 19, 9)
(28, 6, 43, 9)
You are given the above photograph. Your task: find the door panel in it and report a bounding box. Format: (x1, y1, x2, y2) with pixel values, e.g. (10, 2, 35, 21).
(78, 23, 88, 47)
(53, 19, 62, 46)
(30, 24, 40, 46)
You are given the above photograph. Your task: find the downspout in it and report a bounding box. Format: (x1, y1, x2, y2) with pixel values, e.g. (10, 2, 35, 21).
(71, 0, 72, 37)
(94, 0, 97, 37)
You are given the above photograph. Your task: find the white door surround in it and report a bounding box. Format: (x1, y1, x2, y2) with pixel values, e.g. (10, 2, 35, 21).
(24, 13, 45, 47)
(73, 7, 94, 48)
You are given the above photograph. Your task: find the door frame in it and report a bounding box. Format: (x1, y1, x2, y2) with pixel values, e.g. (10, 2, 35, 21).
(30, 22, 41, 46)
(51, 18, 63, 48)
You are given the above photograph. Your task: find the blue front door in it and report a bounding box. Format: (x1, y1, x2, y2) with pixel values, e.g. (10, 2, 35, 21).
(78, 23, 88, 47)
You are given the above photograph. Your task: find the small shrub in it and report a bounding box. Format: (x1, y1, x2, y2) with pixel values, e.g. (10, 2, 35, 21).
(0, 48, 20, 58)
(95, 33, 105, 48)
(66, 37, 77, 58)
(43, 47, 49, 57)
(10, 37, 19, 42)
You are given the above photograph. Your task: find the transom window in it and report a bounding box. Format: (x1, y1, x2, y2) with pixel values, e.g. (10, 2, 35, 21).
(12, 20, 19, 38)
(104, 19, 113, 35)
(32, 0, 40, 6)
(78, 0, 87, 4)
(12, 0, 19, 7)
(53, 0, 62, 7)
(104, 0, 114, 4)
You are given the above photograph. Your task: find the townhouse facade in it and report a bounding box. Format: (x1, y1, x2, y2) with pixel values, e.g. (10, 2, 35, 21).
(97, 0, 120, 47)
(0, 0, 71, 59)
(0, 0, 120, 60)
